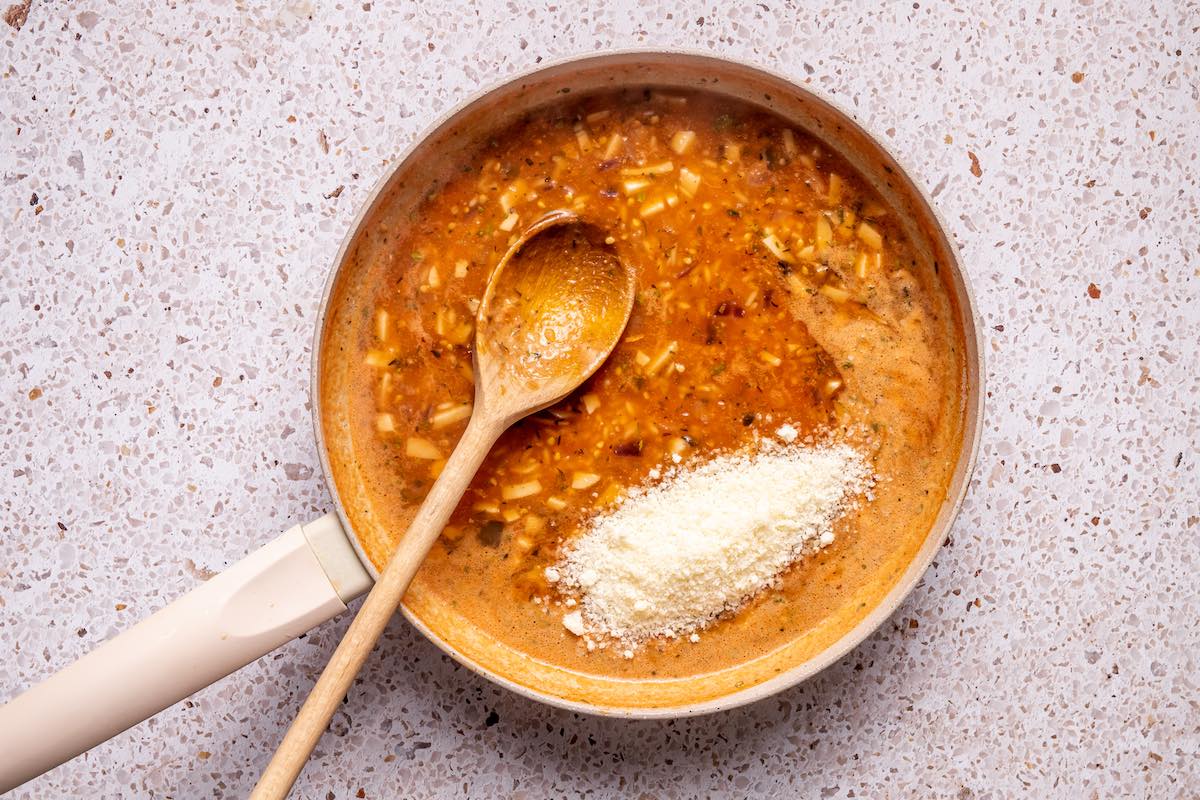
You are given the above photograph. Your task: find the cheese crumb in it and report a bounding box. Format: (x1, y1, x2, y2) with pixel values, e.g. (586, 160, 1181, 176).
(556, 441, 871, 645)
(562, 610, 586, 636)
(775, 423, 799, 443)
(543, 566, 561, 583)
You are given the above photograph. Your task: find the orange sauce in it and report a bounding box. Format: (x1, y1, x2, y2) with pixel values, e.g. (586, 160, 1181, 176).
(326, 89, 966, 681)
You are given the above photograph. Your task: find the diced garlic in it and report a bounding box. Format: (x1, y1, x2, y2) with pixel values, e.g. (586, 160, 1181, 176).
(581, 393, 601, 414)
(759, 351, 782, 367)
(498, 211, 519, 232)
(375, 413, 396, 433)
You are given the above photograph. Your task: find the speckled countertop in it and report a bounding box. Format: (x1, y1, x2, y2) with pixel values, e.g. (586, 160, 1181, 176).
(2, 1, 1197, 797)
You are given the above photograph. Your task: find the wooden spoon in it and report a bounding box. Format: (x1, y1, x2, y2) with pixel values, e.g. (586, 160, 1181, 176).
(251, 210, 635, 798)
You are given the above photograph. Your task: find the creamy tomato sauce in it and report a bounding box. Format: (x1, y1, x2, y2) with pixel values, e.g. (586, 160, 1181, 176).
(327, 89, 966, 680)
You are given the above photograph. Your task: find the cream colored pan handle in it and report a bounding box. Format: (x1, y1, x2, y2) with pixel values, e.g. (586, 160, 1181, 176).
(0, 513, 372, 793)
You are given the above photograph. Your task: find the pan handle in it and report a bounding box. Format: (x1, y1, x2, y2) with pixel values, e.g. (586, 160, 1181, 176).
(0, 513, 373, 793)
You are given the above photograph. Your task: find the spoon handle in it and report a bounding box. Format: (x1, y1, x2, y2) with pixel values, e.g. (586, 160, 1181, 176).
(251, 413, 503, 799)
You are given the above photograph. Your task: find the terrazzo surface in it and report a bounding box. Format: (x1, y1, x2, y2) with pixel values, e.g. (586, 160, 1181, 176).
(2, 1, 1198, 797)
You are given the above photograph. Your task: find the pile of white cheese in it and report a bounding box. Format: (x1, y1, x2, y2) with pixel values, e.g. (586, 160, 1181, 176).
(547, 433, 872, 654)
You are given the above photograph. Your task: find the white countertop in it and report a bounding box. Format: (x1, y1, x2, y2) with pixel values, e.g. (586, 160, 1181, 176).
(2, 1, 1197, 797)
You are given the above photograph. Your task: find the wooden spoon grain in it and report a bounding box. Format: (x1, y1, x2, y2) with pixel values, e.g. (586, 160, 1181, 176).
(250, 210, 635, 799)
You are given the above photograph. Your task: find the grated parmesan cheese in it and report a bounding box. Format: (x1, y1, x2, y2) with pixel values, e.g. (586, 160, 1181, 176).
(556, 441, 871, 646)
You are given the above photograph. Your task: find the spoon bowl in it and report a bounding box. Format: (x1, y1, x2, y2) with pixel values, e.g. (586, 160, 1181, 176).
(476, 210, 635, 420)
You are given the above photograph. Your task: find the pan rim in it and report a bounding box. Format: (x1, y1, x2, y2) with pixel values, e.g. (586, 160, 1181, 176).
(310, 47, 986, 718)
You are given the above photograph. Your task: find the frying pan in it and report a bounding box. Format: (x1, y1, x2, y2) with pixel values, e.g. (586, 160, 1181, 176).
(0, 51, 984, 791)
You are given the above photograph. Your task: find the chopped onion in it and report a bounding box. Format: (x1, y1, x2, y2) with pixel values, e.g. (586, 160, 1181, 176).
(620, 161, 674, 176)
(640, 198, 666, 218)
(761, 233, 794, 263)
(502, 480, 543, 500)
(374, 308, 391, 341)
(856, 222, 883, 251)
(622, 177, 651, 195)
(571, 472, 601, 490)
(645, 341, 678, 376)
(431, 403, 472, 429)
(669, 130, 696, 155)
(828, 173, 844, 204)
(819, 284, 851, 303)
(678, 167, 701, 198)
(603, 132, 624, 160)
(816, 215, 833, 253)
(574, 125, 592, 153)
(375, 413, 396, 433)
(406, 437, 442, 460)
(781, 128, 797, 156)
(364, 349, 394, 368)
